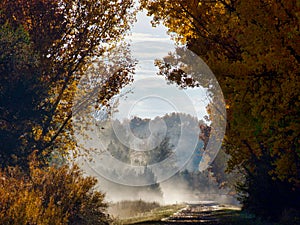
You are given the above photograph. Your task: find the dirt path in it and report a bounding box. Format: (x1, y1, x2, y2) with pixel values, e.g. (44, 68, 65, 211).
(161, 202, 224, 224)
(135, 202, 242, 225)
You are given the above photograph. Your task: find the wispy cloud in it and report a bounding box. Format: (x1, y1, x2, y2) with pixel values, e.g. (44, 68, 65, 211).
(126, 32, 173, 43)
(117, 10, 208, 121)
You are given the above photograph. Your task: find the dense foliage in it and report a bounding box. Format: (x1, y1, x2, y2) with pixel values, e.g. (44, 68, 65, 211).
(0, 24, 47, 168)
(0, 0, 135, 169)
(141, 0, 300, 220)
(0, 158, 110, 225)
(0, 1, 135, 224)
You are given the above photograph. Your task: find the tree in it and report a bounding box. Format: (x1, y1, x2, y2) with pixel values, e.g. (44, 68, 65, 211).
(0, 2, 137, 223)
(140, 0, 300, 219)
(154, 46, 227, 172)
(147, 136, 174, 165)
(0, 23, 49, 168)
(0, 0, 136, 169)
(0, 156, 111, 225)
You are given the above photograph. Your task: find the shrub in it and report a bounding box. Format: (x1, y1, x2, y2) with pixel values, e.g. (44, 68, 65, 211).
(109, 200, 160, 218)
(0, 159, 110, 225)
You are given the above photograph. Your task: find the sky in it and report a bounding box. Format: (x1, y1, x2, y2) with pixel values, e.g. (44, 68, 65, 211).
(111, 10, 210, 121)
(75, 10, 226, 188)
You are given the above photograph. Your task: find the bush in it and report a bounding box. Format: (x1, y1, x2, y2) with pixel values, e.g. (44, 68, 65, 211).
(109, 200, 160, 218)
(0, 159, 111, 225)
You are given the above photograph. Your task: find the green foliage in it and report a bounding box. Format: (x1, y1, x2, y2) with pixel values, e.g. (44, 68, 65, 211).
(0, 157, 111, 224)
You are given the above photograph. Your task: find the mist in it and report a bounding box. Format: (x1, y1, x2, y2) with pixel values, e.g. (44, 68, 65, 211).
(75, 112, 239, 218)
(84, 153, 239, 207)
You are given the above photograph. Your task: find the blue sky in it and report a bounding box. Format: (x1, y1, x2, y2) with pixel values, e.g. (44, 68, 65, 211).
(112, 10, 209, 121)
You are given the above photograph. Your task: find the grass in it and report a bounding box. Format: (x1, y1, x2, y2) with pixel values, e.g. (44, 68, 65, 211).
(109, 200, 279, 225)
(116, 204, 186, 224)
(116, 204, 276, 225)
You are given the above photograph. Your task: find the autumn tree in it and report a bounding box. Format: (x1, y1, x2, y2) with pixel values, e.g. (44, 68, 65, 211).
(0, 157, 111, 224)
(0, 1, 137, 223)
(0, 23, 46, 168)
(141, 0, 300, 220)
(0, 0, 136, 169)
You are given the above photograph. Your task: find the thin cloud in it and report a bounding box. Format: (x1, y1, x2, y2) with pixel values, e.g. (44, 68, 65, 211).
(127, 32, 172, 43)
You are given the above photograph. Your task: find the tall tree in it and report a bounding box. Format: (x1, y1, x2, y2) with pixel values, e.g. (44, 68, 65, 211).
(0, 0, 136, 169)
(141, 0, 300, 219)
(0, 24, 47, 168)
